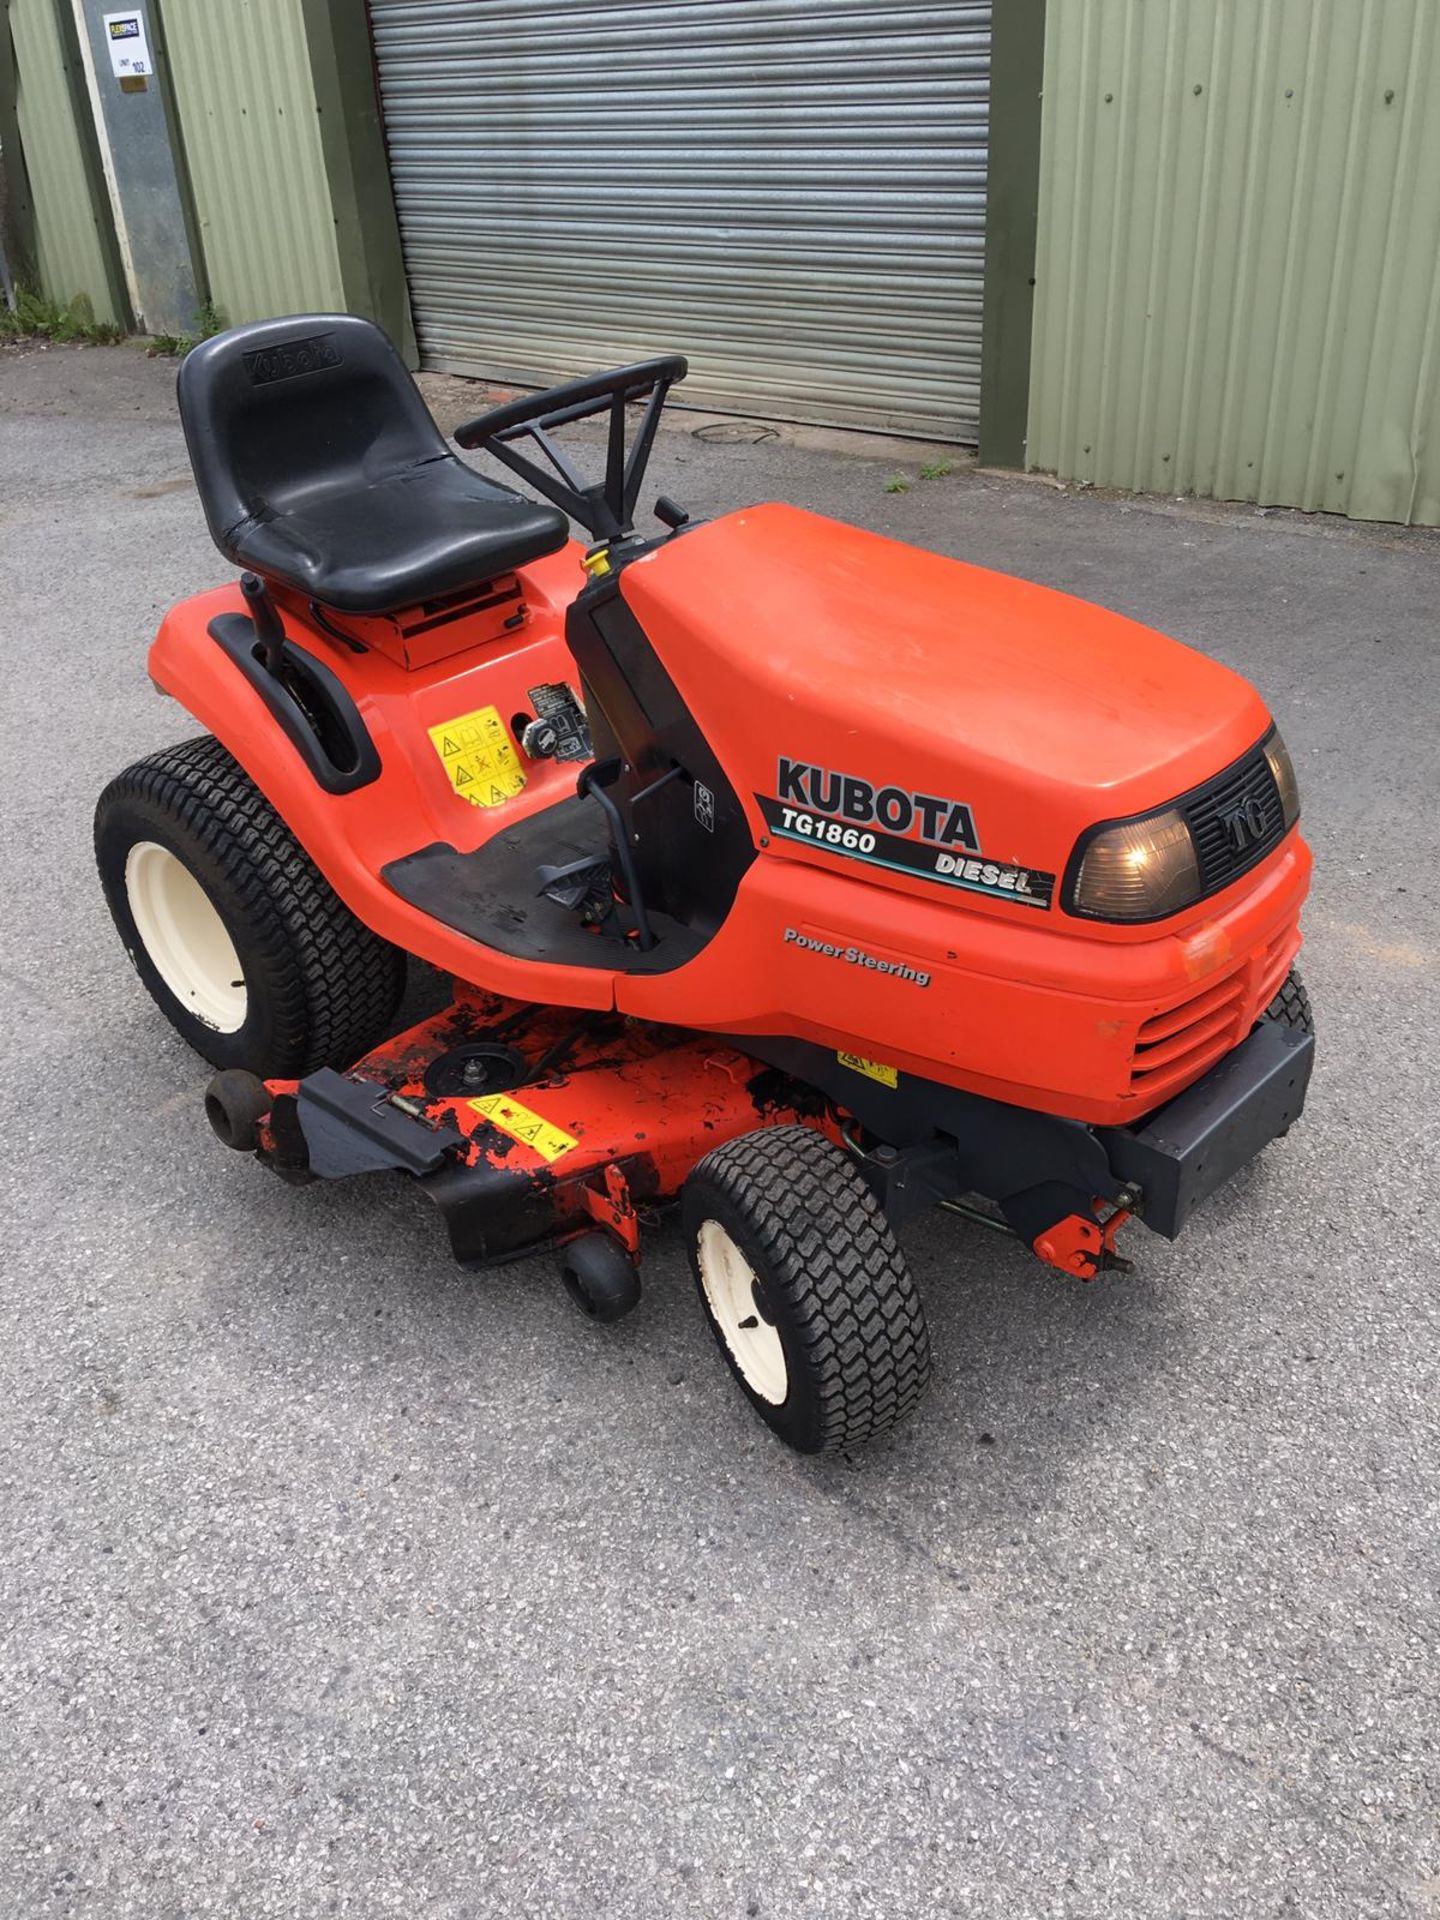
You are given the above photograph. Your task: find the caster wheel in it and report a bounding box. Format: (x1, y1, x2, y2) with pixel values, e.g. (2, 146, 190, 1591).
(560, 1232, 641, 1324)
(205, 1069, 271, 1151)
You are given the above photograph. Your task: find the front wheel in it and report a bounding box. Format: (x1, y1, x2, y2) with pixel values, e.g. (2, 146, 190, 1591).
(96, 735, 405, 1075)
(682, 1125, 932, 1453)
(1264, 966, 1313, 1034)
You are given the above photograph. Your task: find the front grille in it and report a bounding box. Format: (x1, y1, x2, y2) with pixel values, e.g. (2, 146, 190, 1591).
(1254, 922, 1299, 1015)
(1127, 917, 1302, 1102)
(1181, 741, 1287, 896)
(1130, 969, 1248, 1099)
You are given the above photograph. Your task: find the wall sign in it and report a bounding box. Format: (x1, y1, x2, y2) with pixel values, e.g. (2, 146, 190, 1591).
(102, 10, 153, 79)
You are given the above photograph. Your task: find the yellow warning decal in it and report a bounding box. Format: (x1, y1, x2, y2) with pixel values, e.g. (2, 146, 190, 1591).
(837, 1051, 899, 1089)
(468, 1094, 579, 1163)
(427, 705, 527, 808)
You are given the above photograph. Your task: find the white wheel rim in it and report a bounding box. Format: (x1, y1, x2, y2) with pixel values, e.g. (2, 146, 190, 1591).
(696, 1219, 789, 1406)
(124, 840, 247, 1033)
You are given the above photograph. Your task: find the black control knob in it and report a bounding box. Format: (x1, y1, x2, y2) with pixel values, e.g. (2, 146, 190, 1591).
(520, 716, 559, 760)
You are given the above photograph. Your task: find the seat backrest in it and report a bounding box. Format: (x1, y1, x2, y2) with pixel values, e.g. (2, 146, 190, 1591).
(177, 313, 447, 555)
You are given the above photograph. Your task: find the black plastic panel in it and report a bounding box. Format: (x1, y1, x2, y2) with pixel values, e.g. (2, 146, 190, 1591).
(1182, 740, 1288, 894)
(567, 579, 756, 933)
(736, 1032, 1121, 1203)
(209, 613, 381, 795)
(296, 1069, 455, 1178)
(1099, 1020, 1315, 1239)
(381, 793, 708, 973)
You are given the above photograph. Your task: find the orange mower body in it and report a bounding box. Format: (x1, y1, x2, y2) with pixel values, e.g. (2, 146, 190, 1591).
(150, 506, 1309, 1131)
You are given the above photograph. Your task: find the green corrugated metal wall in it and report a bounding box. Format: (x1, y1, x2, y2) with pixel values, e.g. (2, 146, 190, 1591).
(161, 0, 344, 321)
(9, 0, 124, 325)
(12, 0, 1440, 527)
(1028, 0, 1440, 526)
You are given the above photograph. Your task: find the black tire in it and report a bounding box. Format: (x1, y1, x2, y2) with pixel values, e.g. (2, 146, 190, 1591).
(1264, 966, 1313, 1035)
(560, 1232, 642, 1323)
(204, 1069, 272, 1151)
(682, 1125, 932, 1453)
(95, 735, 405, 1075)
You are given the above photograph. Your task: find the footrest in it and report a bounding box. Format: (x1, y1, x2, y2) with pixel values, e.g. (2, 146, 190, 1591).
(380, 794, 707, 974)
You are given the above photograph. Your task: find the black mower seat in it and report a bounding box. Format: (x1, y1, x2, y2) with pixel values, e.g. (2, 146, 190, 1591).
(176, 313, 570, 615)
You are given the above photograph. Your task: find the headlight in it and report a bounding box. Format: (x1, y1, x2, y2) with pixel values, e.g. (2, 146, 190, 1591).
(1068, 806, 1201, 921)
(1263, 727, 1301, 829)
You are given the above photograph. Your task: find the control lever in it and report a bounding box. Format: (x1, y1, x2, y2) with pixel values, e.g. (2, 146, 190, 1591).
(241, 572, 287, 678)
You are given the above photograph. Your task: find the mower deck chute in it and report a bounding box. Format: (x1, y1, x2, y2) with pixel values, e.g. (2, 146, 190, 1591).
(99, 314, 1317, 1453)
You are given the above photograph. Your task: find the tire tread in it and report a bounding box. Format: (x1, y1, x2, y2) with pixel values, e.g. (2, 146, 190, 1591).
(1265, 966, 1313, 1035)
(96, 735, 404, 1072)
(689, 1125, 932, 1451)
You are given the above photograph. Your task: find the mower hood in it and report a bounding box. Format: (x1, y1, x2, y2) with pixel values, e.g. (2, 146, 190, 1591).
(619, 503, 1274, 914)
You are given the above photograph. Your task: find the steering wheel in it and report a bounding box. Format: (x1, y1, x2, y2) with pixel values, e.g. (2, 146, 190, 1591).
(454, 355, 688, 544)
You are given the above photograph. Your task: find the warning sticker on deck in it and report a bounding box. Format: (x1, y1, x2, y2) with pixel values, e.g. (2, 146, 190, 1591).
(427, 705, 527, 808)
(836, 1052, 899, 1089)
(468, 1094, 579, 1163)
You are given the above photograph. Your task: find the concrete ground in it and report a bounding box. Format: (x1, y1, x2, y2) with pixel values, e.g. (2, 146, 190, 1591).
(1, 338, 1437, 1920)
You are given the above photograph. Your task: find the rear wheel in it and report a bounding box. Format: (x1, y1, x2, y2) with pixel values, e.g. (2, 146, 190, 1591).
(96, 735, 405, 1075)
(682, 1125, 932, 1453)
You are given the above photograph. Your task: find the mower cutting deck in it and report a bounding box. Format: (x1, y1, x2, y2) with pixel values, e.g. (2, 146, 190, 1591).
(97, 314, 1315, 1453)
(213, 988, 811, 1288)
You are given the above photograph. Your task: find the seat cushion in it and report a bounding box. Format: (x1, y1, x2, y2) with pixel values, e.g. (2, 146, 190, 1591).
(230, 452, 569, 614)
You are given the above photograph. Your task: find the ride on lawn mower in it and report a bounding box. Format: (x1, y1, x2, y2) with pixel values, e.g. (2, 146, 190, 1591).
(96, 315, 1315, 1453)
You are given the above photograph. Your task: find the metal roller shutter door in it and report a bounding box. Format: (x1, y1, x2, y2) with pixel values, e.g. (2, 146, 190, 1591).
(368, 0, 990, 441)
